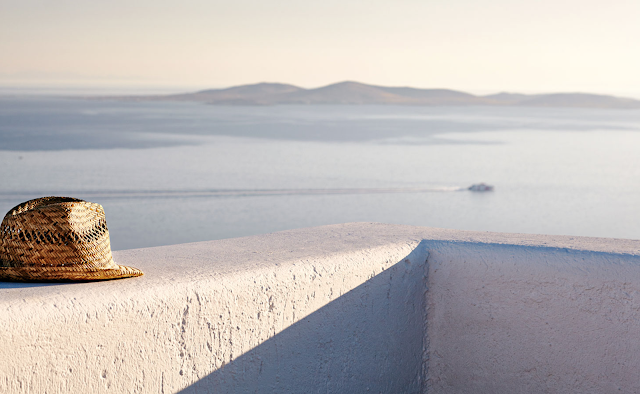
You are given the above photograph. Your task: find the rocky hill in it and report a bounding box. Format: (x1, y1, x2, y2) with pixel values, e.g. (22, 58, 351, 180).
(112, 81, 640, 109)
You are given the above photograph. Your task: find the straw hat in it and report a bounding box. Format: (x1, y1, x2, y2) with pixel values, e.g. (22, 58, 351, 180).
(0, 197, 143, 281)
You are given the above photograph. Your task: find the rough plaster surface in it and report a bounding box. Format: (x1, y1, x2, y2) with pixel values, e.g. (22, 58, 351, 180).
(1, 223, 640, 393)
(425, 241, 640, 394)
(0, 223, 429, 393)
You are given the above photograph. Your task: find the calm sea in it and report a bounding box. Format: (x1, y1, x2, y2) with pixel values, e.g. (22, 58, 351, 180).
(1, 96, 639, 250)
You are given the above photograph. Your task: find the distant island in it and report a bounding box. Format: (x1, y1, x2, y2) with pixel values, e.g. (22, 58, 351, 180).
(108, 81, 640, 109)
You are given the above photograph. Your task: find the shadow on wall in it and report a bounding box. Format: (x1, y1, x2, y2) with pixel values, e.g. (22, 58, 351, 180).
(179, 242, 429, 394)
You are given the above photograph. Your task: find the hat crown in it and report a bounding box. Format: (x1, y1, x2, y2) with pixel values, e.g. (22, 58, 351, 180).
(0, 197, 116, 269)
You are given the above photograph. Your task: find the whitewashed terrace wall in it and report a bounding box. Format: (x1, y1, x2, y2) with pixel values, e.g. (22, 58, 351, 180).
(2, 223, 640, 394)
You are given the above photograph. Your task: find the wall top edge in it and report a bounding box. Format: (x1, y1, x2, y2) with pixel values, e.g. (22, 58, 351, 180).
(1, 223, 639, 311)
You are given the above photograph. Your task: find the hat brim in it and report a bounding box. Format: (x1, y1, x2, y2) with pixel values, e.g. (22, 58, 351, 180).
(0, 264, 143, 282)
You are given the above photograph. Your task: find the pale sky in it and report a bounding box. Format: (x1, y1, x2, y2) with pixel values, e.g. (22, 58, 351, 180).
(1, 0, 639, 96)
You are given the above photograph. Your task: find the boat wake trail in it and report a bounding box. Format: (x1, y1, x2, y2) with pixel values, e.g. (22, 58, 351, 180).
(0, 186, 468, 200)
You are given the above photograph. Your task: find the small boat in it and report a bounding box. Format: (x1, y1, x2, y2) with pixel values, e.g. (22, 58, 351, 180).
(468, 183, 494, 192)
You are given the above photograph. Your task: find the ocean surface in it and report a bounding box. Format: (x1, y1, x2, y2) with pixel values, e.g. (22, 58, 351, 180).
(1, 96, 640, 250)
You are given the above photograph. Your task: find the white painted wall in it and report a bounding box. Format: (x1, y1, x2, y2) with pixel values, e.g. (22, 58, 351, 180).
(1, 223, 640, 393)
(0, 224, 429, 393)
(425, 241, 640, 393)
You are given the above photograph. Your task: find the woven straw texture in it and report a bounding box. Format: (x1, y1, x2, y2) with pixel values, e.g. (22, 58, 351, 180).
(0, 197, 143, 281)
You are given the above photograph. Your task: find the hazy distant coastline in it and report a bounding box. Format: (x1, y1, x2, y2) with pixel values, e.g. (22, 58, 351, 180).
(105, 81, 640, 109)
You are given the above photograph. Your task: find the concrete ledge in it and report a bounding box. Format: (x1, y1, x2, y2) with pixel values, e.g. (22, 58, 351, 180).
(2, 223, 640, 393)
(425, 241, 640, 393)
(0, 223, 430, 393)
